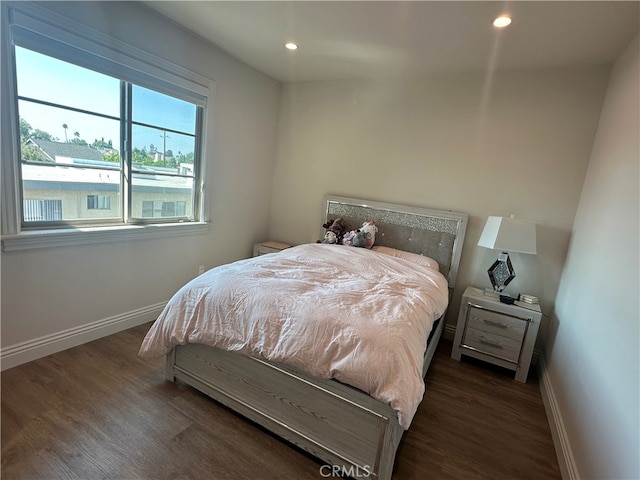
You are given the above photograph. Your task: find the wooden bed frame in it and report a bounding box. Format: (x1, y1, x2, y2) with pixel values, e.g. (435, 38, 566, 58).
(164, 195, 468, 479)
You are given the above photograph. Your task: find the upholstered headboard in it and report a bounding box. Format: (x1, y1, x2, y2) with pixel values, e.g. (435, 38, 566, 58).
(323, 195, 468, 289)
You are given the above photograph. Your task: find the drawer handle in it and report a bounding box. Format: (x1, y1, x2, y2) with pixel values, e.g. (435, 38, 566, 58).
(480, 338, 503, 349)
(483, 319, 508, 329)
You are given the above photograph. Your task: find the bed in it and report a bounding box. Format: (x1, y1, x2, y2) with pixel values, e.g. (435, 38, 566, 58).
(139, 195, 468, 479)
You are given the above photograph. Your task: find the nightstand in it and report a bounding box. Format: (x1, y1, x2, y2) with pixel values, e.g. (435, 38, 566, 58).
(452, 286, 542, 383)
(252, 241, 293, 257)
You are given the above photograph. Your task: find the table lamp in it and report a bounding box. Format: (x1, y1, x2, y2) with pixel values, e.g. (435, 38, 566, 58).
(477, 215, 537, 293)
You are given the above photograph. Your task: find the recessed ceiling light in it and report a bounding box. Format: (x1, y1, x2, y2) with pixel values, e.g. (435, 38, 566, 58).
(285, 42, 298, 50)
(493, 15, 512, 28)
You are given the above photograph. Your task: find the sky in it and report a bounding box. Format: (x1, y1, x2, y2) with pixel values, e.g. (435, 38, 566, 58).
(15, 46, 196, 155)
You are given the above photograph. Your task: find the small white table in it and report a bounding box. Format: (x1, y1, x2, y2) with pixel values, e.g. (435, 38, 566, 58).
(252, 241, 292, 257)
(451, 286, 542, 382)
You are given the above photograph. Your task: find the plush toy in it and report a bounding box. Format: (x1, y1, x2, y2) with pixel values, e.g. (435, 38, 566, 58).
(343, 220, 378, 248)
(321, 230, 338, 244)
(342, 229, 358, 246)
(318, 218, 348, 244)
(353, 220, 378, 248)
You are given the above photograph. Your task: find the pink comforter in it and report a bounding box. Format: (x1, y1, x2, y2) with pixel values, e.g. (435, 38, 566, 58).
(139, 243, 448, 428)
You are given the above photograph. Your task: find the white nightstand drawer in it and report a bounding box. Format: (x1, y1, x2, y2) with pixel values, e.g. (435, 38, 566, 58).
(463, 327, 522, 364)
(467, 306, 527, 342)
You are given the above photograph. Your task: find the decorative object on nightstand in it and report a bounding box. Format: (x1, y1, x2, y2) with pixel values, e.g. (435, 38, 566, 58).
(477, 215, 537, 293)
(252, 241, 292, 257)
(452, 286, 542, 382)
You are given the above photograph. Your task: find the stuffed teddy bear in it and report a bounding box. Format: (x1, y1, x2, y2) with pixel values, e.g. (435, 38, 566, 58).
(318, 218, 348, 244)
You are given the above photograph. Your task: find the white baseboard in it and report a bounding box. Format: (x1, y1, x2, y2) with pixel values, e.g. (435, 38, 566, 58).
(0, 302, 166, 371)
(538, 355, 580, 480)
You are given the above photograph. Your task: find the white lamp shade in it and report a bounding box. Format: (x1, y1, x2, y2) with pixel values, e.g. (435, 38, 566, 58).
(478, 216, 537, 254)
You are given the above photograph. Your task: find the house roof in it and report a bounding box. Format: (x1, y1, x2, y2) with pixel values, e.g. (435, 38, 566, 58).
(28, 138, 105, 162)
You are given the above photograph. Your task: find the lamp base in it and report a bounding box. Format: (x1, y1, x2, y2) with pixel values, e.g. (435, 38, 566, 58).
(484, 288, 519, 305)
(483, 288, 500, 298)
(487, 251, 516, 292)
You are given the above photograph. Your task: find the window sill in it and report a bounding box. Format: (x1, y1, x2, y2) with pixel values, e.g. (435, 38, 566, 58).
(1, 222, 210, 252)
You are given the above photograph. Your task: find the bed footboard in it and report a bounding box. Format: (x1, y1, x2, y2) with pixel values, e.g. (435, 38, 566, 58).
(165, 344, 404, 480)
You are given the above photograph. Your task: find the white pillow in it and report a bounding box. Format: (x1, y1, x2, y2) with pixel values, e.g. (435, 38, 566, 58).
(371, 246, 440, 271)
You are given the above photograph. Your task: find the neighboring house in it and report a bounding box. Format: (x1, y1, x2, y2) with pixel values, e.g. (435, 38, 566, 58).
(21, 139, 192, 221)
(26, 138, 106, 163)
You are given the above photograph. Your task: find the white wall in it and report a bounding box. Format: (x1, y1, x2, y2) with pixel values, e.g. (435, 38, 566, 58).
(268, 67, 610, 327)
(0, 2, 280, 361)
(547, 35, 639, 479)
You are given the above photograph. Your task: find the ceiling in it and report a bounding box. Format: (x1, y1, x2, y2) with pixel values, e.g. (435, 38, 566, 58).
(145, 1, 640, 83)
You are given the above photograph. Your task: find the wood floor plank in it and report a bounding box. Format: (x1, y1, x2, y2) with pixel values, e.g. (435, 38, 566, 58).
(2, 323, 561, 479)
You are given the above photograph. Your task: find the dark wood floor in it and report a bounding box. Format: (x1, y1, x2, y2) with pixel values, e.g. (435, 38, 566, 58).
(2, 323, 561, 480)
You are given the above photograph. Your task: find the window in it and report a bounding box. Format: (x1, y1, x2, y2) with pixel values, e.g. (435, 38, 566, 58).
(15, 47, 200, 227)
(23, 199, 62, 222)
(87, 195, 111, 210)
(1, 3, 212, 249)
(141, 200, 186, 218)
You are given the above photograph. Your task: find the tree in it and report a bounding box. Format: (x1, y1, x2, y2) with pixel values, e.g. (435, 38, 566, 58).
(176, 151, 194, 164)
(70, 131, 87, 145)
(102, 150, 120, 164)
(132, 149, 152, 166)
(19, 118, 54, 162)
(62, 123, 68, 143)
(32, 129, 55, 141)
(20, 118, 32, 141)
(92, 137, 113, 149)
(19, 118, 57, 142)
(21, 143, 51, 163)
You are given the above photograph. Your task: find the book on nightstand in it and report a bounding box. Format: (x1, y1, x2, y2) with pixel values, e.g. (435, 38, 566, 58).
(520, 294, 539, 304)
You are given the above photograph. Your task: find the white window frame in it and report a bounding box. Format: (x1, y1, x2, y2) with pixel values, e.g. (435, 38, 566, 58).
(1, 2, 213, 251)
